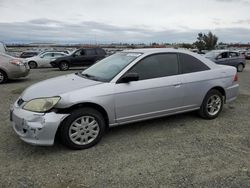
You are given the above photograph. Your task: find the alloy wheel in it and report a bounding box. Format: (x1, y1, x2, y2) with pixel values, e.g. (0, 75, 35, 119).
(68, 116, 100, 145)
(206, 94, 222, 116)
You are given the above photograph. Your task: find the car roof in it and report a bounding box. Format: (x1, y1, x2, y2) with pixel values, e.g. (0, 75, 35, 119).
(122, 48, 219, 69)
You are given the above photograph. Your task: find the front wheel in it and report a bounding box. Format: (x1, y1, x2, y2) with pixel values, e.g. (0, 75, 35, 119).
(199, 89, 224, 119)
(60, 108, 106, 149)
(59, 61, 69, 71)
(28, 61, 37, 69)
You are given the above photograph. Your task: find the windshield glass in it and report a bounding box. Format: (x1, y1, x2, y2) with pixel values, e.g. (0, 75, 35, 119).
(205, 51, 222, 58)
(79, 52, 142, 82)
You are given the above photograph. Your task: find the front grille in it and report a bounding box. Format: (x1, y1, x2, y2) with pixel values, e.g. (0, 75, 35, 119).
(17, 98, 24, 106)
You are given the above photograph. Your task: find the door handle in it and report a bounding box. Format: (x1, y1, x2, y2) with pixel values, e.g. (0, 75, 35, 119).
(173, 82, 182, 87)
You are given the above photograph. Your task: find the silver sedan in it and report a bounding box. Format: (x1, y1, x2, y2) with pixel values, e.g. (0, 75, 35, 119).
(0, 53, 30, 84)
(10, 48, 239, 149)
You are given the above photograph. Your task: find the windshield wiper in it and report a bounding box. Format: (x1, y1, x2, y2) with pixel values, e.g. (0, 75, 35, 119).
(76, 72, 102, 81)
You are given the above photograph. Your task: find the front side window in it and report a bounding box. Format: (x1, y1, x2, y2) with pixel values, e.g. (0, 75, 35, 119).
(217, 52, 229, 59)
(128, 53, 179, 80)
(179, 53, 210, 74)
(74, 50, 83, 56)
(42, 53, 53, 58)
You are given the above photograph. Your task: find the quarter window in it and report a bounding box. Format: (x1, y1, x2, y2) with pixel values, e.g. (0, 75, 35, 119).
(179, 53, 209, 74)
(129, 53, 179, 80)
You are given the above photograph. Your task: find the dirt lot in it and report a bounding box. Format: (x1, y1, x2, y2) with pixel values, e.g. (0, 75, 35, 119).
(0, 63, 250, 188)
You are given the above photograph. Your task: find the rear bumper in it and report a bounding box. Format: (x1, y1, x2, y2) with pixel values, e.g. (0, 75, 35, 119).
(10, 103, 69, 146)
(225, 83, 239, 103)
(8, 65, 30, 79)
(50, 62, 58, 68)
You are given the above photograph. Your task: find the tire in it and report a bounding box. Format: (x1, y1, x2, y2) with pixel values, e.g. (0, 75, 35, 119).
(60, 108, 106, 149)
(237, 63, 244, 72)
(28, 61, 38, 69)
(199, 89, 224, 120)
(0, 70, 7, 84)
(59, 61, 69, 71)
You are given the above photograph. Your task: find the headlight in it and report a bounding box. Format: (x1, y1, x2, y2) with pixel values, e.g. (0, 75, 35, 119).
(23, 97, 60, 112)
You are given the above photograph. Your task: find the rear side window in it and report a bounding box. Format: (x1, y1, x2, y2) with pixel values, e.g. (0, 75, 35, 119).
(85, 49, 96, 56)
(179, 53, 209, 74)
(129, 53, 179, 80)
(229, 52, 239, 57)
(96, 48, 106, 55)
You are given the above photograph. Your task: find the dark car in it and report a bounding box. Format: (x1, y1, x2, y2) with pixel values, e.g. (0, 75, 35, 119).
(245, 51, 250, 59)
(50, 48, 106, 71)
(20, 51, 39, 58)
(205, 50, 246, 72)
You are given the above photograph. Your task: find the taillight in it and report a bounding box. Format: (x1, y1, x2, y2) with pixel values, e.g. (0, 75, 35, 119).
(9, 59, 23, 66)
(233, 74, 238, 82)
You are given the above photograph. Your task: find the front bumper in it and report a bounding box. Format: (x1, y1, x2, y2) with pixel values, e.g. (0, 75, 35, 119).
(10, 102, 69, 146)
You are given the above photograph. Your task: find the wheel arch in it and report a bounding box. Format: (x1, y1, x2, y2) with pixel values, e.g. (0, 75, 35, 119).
(59, 60, 70, 64)
(0, 68, 8, 80)
(207, 86, 226, 102)
(28, 60, 37, 64)
(55, 102, 110, 141)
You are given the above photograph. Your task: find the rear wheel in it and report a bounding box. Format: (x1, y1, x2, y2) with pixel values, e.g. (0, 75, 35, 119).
(59, 61, 69, 71)
(0, 70, 7, 84)
(237, 64, 244, 72)
(199, 89, 223, 119)
(60, 108, 106, 149)
(28, 61, 37, 69)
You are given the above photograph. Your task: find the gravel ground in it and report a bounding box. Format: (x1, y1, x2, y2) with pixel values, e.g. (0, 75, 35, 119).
(0, 63, 250, 188)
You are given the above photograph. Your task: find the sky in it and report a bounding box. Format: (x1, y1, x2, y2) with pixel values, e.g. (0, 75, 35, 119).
(0, 0, 250, 44)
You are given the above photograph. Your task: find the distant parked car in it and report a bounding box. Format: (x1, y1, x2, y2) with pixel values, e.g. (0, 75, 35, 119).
(245, 51, 250, 59)
(50, 48, 106, 71)
(26, 52, 67, 68)
(10, 48, 239, 149)
(205, 50, 246, 72)
(39, 50, 70, 55)
(0, 53, 29, 84)
(20, 51, 39, 58)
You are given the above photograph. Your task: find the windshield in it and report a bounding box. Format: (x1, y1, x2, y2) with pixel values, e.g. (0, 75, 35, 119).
(205, 51, 222, 58)
(78, 52, 142, 82)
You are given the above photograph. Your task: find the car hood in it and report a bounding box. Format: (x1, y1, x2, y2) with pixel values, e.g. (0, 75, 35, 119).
(21, 73, 102, 101)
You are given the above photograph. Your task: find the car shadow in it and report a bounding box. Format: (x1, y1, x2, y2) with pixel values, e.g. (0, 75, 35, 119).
(7, 111, 200, 156)
(6, 78, 30, 84)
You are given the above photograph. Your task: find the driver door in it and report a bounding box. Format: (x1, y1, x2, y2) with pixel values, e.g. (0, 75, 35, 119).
(216, 52, 229, 65)
(114, 53, 184, 124)
(39, 53, 53, 67)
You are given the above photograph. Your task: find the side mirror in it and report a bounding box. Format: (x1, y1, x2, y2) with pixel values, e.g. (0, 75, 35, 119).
(120, 72, 139, 83)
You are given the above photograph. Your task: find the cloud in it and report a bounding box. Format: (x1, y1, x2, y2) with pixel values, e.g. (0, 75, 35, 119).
(0, 19, 249, 43)
(215, 0, 250, 4)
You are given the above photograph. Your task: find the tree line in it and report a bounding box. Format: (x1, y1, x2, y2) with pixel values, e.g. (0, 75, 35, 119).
(181, 31, 218, 52)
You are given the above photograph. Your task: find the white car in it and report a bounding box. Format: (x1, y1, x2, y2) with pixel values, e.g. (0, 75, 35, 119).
(26, 52, 66, 68)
